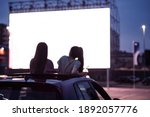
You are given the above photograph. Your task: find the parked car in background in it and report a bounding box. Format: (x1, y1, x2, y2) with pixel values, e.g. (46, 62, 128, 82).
(0, 74, 112, 100)
(115, 75, 141, 84)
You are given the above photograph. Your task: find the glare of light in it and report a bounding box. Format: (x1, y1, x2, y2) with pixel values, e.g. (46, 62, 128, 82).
(141, 25, 146, 35)
(0, 47, 5, 55)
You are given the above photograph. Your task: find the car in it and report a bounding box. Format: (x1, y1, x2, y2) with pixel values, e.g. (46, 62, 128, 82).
(115, 75, 141, 84)
(0, 74, 112, 100)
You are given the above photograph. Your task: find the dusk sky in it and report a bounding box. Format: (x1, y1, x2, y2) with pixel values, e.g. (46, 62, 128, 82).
(116, 0, 150, 52)
(1, 0, 150, 53)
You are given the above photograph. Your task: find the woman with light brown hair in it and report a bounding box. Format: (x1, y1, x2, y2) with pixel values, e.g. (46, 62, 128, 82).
(58, 46, 86, 76)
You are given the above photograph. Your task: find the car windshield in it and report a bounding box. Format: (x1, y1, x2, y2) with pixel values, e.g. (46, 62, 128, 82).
(0, 82, 61, 100)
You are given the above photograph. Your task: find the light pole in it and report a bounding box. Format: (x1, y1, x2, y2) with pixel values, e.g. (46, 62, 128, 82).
(141, 25, 146, 78)
(132, 41, 135, 88)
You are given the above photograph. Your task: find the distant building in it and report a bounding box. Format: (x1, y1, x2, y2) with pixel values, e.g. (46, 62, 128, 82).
(145, 50, 150, 67)
(111, 51, 133, 68)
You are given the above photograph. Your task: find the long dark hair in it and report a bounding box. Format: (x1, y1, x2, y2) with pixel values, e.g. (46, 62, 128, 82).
(69, 46, 84, 72)
(32, 42, 48, 74)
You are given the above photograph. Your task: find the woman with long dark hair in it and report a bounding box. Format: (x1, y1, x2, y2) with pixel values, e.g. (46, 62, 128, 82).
(30, 42, 54, 75)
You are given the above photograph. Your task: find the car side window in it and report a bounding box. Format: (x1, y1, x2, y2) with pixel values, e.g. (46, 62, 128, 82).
(74, 81, 99, 100)
(91, 81, 111, 100)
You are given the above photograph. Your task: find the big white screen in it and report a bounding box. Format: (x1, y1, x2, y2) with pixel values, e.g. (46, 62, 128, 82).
(9, 8, 110, 69)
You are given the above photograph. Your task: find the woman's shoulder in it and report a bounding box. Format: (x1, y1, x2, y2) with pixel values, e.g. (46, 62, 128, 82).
(59, 55, 69, 61)
(47, 59, 54, 65)
(61, 55, 68, 59)
(30, 58, 34, 65)
(74, 59, 81, 66)
(44, 59, 54, 73)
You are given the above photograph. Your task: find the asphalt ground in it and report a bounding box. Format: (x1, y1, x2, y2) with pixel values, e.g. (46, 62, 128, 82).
(100, 81, 150, 100)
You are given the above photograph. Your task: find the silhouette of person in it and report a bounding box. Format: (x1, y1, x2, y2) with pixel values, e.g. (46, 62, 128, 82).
(30, 42, 54, 82)
(58, 46, 87, 76)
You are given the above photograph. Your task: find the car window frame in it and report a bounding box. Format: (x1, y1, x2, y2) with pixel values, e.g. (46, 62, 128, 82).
(73, 80, 99, 100)
(90, 81, 112, 100)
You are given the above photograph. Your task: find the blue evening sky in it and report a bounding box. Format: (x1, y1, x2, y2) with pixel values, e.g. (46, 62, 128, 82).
(116, 0, 150, 52)
(1, 0, 150, 53)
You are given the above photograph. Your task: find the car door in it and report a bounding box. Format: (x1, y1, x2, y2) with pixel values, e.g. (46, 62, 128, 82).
(74, 80, 111, 100)
(90, 81, 112, 100)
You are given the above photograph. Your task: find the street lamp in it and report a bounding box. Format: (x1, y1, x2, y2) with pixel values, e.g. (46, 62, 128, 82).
(142, 25, 146, 34)
(142, 25, 146, 53)
(141, 24, 146, 78)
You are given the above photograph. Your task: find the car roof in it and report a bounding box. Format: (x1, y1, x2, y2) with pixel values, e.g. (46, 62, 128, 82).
(0, 74, 94, 86)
